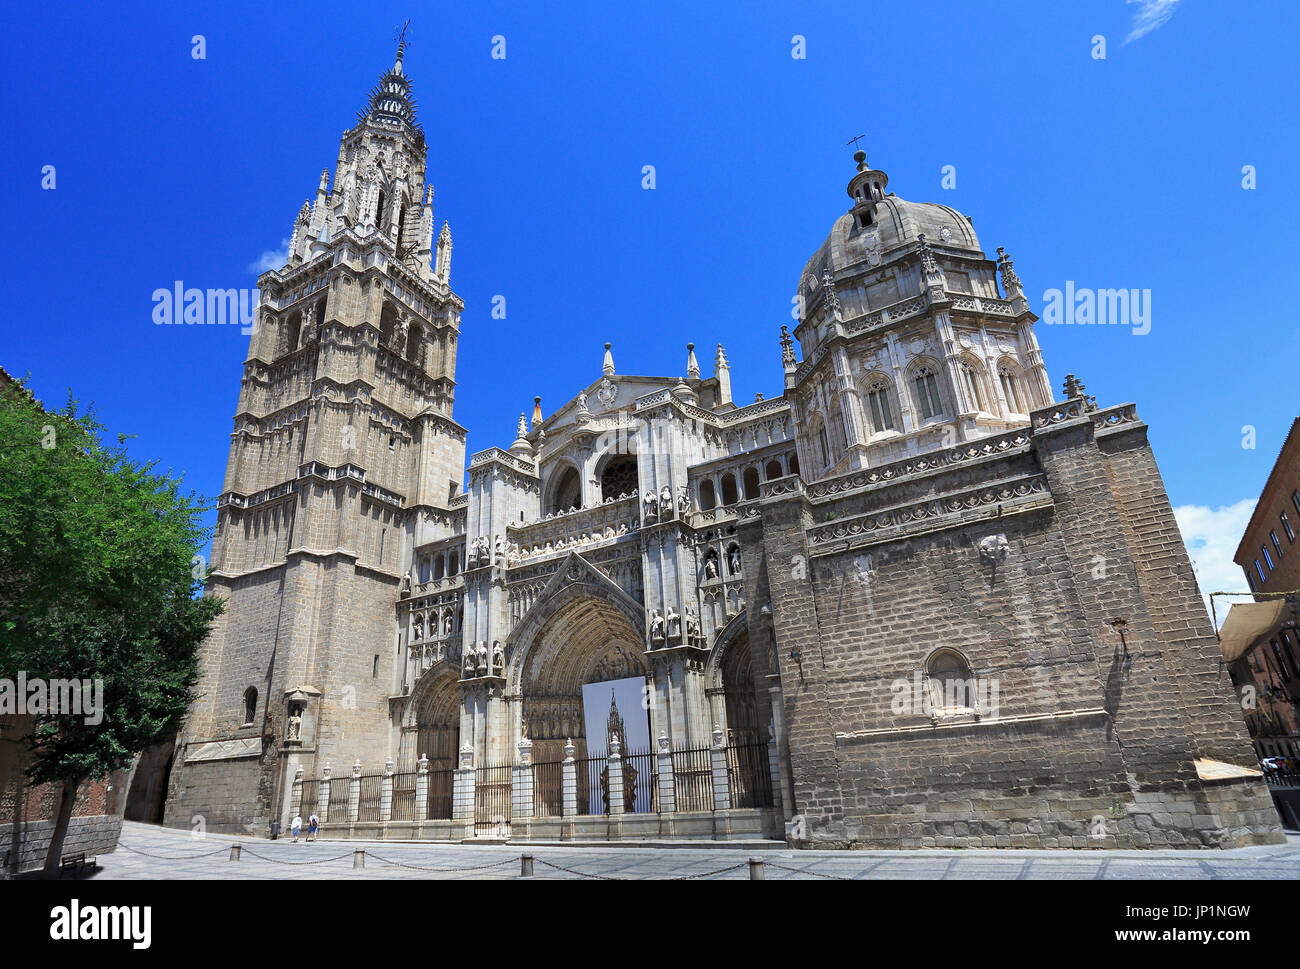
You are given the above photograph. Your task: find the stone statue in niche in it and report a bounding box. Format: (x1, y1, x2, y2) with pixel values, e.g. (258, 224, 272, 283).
(463, 649, 477, 677)
(685, 607, 701, 645)
(412, 614, 424, 641)
(677, 485, 691, 514)
(666, 605, 681, 640)
(491, 642, 505, 675)
(494, 535, 505, 564)
(729, 547, 742, 575)
(576, 391, 590, 416)
(287, 705, 303, 741)
(443, 612, 454, 636)
(644, 491, 658, 522)
(649, 608, 665, 643)
(705, 555, 719, 580)
(659, 486, 673, 517)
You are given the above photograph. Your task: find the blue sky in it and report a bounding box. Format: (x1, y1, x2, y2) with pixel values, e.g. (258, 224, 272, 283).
(3, 0, 1297, 605)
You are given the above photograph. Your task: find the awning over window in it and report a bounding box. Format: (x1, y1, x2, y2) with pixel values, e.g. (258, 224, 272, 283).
(1217, 600, 1292, 663)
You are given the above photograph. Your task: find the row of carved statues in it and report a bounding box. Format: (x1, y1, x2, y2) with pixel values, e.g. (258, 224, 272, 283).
(647, 605, 705, 649)
(409, 609, 458, 641)
(644, 485, 691, 522)
(466, 523, 637, 570)
(462, 640, 506, 678)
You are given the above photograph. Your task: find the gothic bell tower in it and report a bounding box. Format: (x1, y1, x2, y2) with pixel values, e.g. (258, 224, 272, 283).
(166, 40, 470, 834)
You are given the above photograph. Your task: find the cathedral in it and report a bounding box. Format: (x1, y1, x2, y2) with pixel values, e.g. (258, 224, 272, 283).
(163, 44, 1283, 849)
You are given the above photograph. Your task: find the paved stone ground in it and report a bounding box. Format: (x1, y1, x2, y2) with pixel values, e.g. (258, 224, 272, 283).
(74, 821, 1300, 880)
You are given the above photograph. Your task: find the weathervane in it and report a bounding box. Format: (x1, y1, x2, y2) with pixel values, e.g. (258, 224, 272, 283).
(395, 19, 411, 52)
(845, 133, 867, 151)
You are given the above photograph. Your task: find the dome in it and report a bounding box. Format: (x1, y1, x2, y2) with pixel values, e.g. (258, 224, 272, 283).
(799, 194, 981, 289)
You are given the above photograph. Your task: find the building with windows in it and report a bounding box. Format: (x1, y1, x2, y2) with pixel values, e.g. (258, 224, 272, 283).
(1236, 417, 1300, 596)
(162, 44, 1283, 849)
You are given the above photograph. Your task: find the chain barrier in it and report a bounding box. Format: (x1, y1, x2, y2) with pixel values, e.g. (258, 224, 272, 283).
(366, 853, 518, 874)
(534, 858, 626, 880)
(676, 862, 750, 880)
(764, 862, 853, 880)
(116, 843, 233, 861)
(239, 848, 358, 865)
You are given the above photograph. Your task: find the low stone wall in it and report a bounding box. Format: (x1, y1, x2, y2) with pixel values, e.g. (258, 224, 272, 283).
(1, 813, 122, 874)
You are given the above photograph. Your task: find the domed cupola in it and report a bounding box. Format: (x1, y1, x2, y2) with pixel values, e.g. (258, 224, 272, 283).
(846, 150, 888, 230)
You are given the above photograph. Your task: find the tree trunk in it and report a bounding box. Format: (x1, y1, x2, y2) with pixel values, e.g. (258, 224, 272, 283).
(41, 777, 80, 879)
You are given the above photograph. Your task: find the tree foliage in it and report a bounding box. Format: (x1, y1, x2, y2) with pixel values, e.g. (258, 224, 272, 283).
(0, 374, 223, 792)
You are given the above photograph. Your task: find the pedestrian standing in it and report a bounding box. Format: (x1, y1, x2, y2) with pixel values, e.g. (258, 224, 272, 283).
(291, 812, 302, 843)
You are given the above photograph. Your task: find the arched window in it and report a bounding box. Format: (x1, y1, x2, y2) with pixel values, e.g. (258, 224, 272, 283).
(285, 312, 302, 355)
(406, 322, 422, 364)
(420, 557, 432, 583)
(379, 302, 398, 347)
(926, 649, 977, 718)
(376, 189, 387, 229)
(742, 467, 760, 500)
(913, 365, 943, 421)
(999, 364, 1024, 415)
(765, 460, 783, 480)
(448, 549, 458, 576)
(720, 473, 738, 506)
(243, 687, 258, 726)
(960, 359, 988, 413)
(550, 465, 582, 515)
(600, 457, 638, 502)
(431, 555, 443, 581)
(863, 376, 896, 433)
(699, 479, 717, 511)
(789, 454, 800, 476)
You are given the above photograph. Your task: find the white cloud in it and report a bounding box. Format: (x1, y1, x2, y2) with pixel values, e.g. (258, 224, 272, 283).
(1125, 0, 1182, 44)
(247, 238, 291, 275)
(1173, 498, 1255, 625)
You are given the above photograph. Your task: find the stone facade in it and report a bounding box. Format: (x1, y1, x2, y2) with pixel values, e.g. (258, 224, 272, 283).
(165, 47, 1282, 849)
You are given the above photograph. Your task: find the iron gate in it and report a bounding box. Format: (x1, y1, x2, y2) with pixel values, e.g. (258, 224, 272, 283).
(474, 763, 512, 836)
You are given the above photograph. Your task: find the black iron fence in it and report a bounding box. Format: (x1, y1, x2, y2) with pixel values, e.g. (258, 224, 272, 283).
(299, 778, 318, 813)
(534, 758, 564, 817)
(357, 772, 383, 822)
(391, 771, 417, 821)
(621, 747, 657, 814)
(475, 762, 512, 836)
(726, 740, 773, 809)
(672, 744, 714, 813)
(427, 767, 453, 820)
(311, 740, 773, 825)
(328, 774, 351, 816)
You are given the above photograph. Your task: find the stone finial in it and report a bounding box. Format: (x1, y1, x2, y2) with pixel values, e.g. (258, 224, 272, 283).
(532, 396, 543, 427)
(384, 756, 394, 775)
(319, 170, 330, 192)
(715, 344, 729, 372)
(564, 738, 575, 761)
(517, 737, 533, 766)
(686, 343, 700, 379)
(516, 413, 528, 438)
(424, 183, 434, 206)
(821, 268, 841, 312)
(322, 762, 332, 779)
(854, 148, 868, 172)
(779, 325, 797, 370)
(602, 342, 615, 376)
(352, 758, 362, 777)
(712, 723, 725, 747)
(458, 743, 474, 769)
(658, 733, 670, 753)
(418, 752, 429, 773)
(1062, 373, 1086, 400)
(996, 246, 1023, 298)
(294, 765, 305, 781)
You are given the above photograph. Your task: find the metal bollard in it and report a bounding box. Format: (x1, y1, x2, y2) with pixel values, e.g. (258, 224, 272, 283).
(229, 844, 242, 862)
(353, 849, 365, 869)
(749, 857, 765, 880)
(520, 853, 534, 877)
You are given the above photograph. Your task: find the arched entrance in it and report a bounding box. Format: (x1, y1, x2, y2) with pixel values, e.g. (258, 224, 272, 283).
(707, 612, 761, 744)
(514, 593, 647, 765)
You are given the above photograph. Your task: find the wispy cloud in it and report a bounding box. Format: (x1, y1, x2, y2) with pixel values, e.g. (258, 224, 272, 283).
(247, 238, 290, 275)
(1125, 0, 1182, 44)
(1173, 498, 1255, 625)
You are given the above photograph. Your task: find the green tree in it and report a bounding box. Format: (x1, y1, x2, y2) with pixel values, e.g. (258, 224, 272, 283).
(0, 375, 223, 876)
